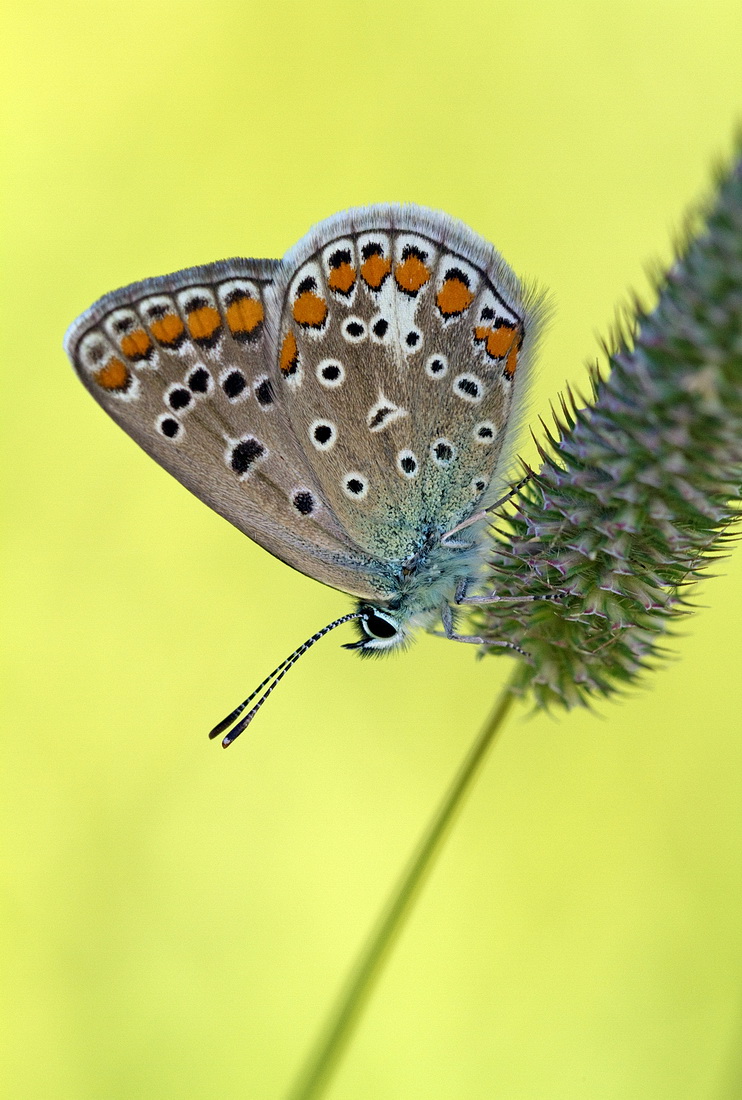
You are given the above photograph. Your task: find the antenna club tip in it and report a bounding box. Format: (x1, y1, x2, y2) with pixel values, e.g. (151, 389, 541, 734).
(209, 610, 363, 746)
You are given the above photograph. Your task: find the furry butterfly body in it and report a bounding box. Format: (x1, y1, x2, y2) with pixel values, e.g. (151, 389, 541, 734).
(66, 206, 545, 669)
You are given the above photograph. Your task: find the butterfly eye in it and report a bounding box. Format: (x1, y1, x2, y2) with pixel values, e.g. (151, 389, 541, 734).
(362, 611, 399, 640)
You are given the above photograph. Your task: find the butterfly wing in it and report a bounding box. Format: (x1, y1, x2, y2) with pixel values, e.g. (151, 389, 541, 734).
(265, 205, 546, 565)
(65, 258, 390, 600)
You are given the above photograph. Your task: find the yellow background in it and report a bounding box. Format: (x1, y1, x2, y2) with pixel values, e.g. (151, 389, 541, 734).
(3, 2, 742, 1096)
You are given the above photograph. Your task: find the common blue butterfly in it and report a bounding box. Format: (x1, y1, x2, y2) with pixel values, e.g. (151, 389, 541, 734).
(65, 207, 546, 744)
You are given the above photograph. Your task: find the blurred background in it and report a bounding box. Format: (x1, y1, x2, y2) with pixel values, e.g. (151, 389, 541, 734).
(2, 2, 742, 1097)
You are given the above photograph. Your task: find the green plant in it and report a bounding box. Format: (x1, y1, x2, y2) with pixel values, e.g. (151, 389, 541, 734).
(289, 148, 742, 1100)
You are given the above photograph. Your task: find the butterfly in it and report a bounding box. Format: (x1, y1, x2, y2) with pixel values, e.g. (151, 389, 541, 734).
(65, 206, 546, 745)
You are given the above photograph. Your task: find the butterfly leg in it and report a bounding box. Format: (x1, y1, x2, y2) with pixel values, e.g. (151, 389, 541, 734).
(454, 577, 504, 605)
(441, 472, 533, 545)
(454, 577, 564, 606)
(435, 602, 521, 649)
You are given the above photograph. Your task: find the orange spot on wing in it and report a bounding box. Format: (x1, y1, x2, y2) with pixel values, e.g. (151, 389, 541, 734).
(187, 305, 221, 342)
(120, 328, 152, 360)
(436, 277, 474, 316)
(504, 344, 519, 378)
(150, 313, 185, 346)
(226, 295, 264, 336)
(327, 262, 356, 294)
(360, 253, 391, 289)
(94, 357, 130, 391)
(474, 322, 517, 360)
(292, 291, 328, 328)
(394, 254, 431, 294)
(280, 331, 299, 373)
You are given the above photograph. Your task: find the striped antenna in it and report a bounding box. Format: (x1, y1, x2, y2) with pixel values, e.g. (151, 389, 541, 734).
(208, 612, 363, 748)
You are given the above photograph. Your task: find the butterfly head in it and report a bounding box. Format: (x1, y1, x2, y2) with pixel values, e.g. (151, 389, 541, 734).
(344, 605, 410, 655)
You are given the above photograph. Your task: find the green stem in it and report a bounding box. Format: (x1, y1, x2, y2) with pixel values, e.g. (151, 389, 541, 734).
(287, 674, 519, 1100)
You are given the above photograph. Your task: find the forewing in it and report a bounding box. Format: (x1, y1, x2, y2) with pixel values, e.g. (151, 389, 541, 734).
(65, 259, 388, 600)
(266, 205, 546, 564)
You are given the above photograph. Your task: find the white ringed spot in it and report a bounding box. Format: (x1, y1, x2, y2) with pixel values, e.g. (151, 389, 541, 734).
(425, 353, 448, 379)
(342, 472, 368, 500)
(291, 488, 320, 516)
(165, 382, 194, 414)
(225, 435, 268, 481)
(187, 366, 213, 396)
(369, 315, 391, 344)
(309, 419, 337, 451)
(342, 316, 367, 343)
(157, 414, 183, 442)
(473, 420, 497, 445)
(219, 366, 250, 403)
(453, 373, 485, 404)
(396, 449, 419, 479)
(316, 358, 345, 388)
